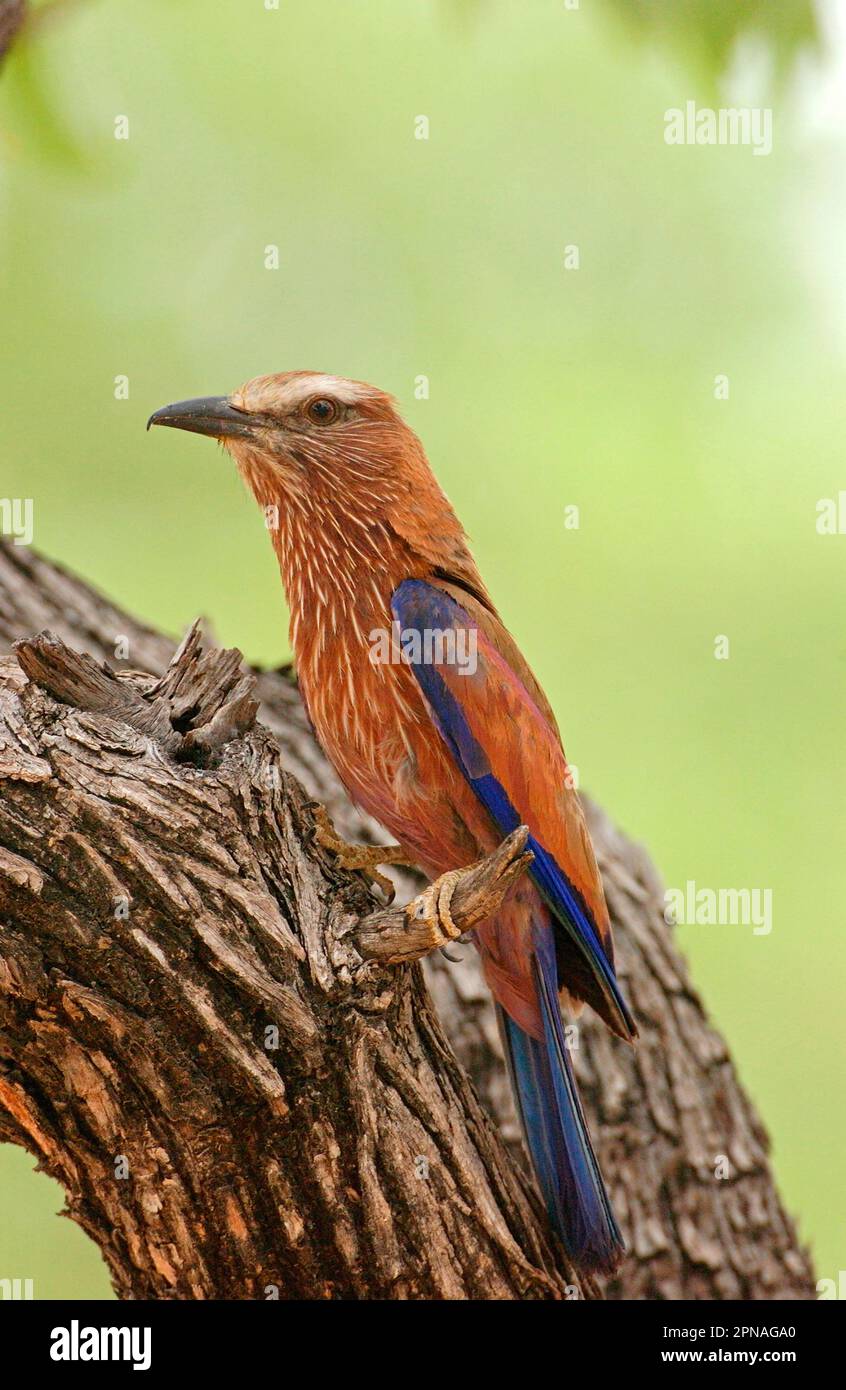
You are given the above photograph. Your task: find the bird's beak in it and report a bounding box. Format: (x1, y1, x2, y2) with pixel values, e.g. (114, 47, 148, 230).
(146, 396, 259, 440)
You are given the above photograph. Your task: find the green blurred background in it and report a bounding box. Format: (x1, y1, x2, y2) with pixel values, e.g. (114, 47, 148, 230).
(1, 0, 843, 1299)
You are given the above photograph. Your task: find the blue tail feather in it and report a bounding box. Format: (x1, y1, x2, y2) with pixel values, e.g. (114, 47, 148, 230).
(498, 933, 625, 1277)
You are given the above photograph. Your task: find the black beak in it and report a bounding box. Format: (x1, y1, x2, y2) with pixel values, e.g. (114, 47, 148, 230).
(146, 396, 259, 440)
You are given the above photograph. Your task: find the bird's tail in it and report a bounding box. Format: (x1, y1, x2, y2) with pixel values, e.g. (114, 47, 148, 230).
(498, 933, 625, 1277)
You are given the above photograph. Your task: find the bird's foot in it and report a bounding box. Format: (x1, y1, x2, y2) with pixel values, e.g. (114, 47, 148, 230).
(312, 804, 416, 903)
(406, 868, 466, 947)
(355, 827, 533, 966)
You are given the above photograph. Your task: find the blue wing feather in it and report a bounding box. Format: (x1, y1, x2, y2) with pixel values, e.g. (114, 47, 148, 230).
(392, 579, 628, 1274)
(391, 579, 635, 1040)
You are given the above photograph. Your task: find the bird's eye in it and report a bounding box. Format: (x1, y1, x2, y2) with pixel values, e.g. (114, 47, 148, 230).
(306, 397, 339, 425)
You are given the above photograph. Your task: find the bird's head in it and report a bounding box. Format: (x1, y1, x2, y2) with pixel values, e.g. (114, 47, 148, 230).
(148, 370, 484, 623)
(147, 371, 418, 514)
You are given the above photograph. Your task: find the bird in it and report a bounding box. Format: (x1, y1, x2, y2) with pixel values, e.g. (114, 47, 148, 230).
(148, 371, 637, 1277)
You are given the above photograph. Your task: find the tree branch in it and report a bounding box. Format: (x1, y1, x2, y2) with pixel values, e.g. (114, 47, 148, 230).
(0, 541, 815, 1299)
(357, 827, 533, 964)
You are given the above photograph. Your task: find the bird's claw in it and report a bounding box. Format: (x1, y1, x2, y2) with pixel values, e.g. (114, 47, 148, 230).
(312, 804, 414, 903)
(407, 868, 465, 948)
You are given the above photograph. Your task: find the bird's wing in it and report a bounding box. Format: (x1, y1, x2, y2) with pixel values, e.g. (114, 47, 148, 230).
(391, 577, 636, 1041)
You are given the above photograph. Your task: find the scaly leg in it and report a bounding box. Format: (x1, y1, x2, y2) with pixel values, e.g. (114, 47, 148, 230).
(312, 804, 418, 902)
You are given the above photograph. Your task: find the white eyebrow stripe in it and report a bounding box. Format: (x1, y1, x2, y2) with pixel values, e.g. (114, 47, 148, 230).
(278, 375, 372, 409)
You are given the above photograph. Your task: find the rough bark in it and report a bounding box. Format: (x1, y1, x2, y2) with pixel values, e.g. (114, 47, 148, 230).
(0, 541, 814, 1299)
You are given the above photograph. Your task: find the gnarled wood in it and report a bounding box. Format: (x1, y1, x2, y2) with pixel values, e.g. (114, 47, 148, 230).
(357, 826, 534, 964)
(0, 624, 573, 1299)
(0, 541, 814, 1299)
